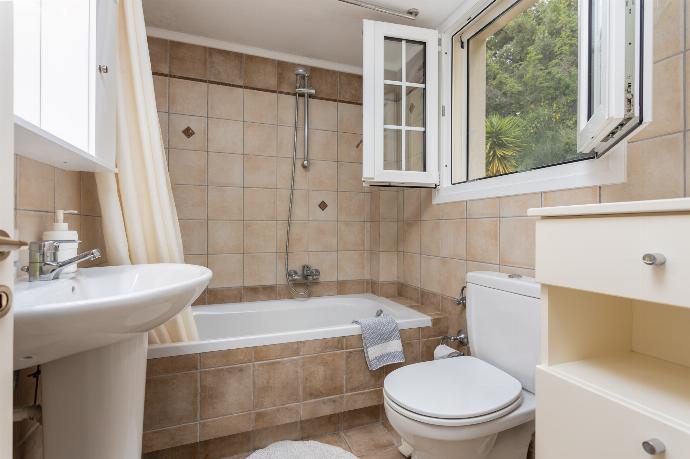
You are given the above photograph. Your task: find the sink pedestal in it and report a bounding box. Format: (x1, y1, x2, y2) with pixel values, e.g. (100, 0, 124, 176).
(42, 334, 148, 459)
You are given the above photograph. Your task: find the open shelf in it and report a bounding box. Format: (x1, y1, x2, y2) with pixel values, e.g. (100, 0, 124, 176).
(545, 352, 690, 431)
(14, 116, 116, 172)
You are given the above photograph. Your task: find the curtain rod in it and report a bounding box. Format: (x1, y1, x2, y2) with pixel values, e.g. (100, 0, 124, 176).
(336, 0, 419, 20)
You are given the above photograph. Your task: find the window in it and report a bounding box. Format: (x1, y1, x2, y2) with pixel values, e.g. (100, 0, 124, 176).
(362, 0, 651, 202)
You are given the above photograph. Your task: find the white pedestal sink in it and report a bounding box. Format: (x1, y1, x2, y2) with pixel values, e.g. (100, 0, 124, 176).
(14, 263, 211, 459)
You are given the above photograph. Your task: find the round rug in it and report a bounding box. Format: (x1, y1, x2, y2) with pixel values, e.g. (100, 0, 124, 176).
(247, 440, 357, 459)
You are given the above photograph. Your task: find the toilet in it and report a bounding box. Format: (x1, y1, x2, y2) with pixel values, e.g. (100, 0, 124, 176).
(383, 272, 540, 459)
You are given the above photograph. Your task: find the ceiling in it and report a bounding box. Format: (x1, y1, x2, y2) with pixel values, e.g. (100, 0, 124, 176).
(142, 0, 466, 72)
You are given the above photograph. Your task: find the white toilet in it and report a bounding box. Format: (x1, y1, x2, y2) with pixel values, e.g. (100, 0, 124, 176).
(384, 272, 540, 459)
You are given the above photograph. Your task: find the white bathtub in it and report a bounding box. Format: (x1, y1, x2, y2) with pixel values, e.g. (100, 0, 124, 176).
(147, 294, 431, 358)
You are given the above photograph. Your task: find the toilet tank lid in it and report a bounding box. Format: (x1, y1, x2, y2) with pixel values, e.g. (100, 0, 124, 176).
(467, 272, 540, 298)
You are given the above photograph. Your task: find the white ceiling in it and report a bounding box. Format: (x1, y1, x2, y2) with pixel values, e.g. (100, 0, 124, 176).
(142, 0, 466, 73)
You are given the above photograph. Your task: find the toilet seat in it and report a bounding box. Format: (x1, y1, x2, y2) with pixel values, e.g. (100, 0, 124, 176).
(383, 357, 523, 427)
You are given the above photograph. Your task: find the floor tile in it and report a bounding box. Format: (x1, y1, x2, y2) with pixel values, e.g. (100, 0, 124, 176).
(342, 424, 396, 456)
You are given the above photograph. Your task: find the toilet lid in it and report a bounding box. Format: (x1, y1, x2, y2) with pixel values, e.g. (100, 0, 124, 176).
(383, 357, 522, 420)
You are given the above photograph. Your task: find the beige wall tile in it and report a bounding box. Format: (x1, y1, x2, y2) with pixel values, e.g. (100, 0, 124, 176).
(601, 133, 685, 202)
(420, 220, 440, 256)
(338, 222, 365, 251)
(338, 192, 366, 221)
(307, 252, 338, 281)
(200, 348, 253, 369)
(169, 78, 207, 116)
(308, 221, 338, 251)
(634, 54, 684, 140)
(309, 99, 338, 131)
(169, 41, 207, 79)
(208, 254, 243, 288)
(466, 218, 499, 264)
(254, 359, 300, 409)
(244, 221, 277, 253)
(147, 37, 169, 74)
(17, 156, 54, 211)
(467, 198, 499, 218)
(254, 405, 300, 430)
(245, 56, 277, 90)
(244, 253, 277, 285)
(200, 412, 253, 442)
(143, 424, 197, 454)
(208, 152, 243, 187)
(403, 189, 421, 221)
(173, 185, 207, 220)
(420, 255, 441, 293)
(244, 155, 277, 188)
(153, 75, 168, 112)
(277, 157, 308, 189)
(208, 118, 243, 154)
(207, 48, 243, 85)
(308, 160, 338, 191)
(169, 149, 207, 185)
(208, 186, 243, 220)
(542, 187, 599, 207)
(310, 67, 339, 100)
(654, 0, 684, 62)
(244, 188, 276, 220)
(378, 252, 398, 282)
(309, 130, 338, 161)
(499, 218, 536, 269)
(158, 111, 169, 147)
(208, 220, 243, 254)
(200, 365, 253, 418)
(309, 191, 338, 220)
(244, 122, 277, 156)
(338, 133, 363, 163)
(245, 90, 278, 124)
(379, 221, 397, 252)
(499, 193, 541, 217)
(254, 342, 301, 361)
(439, 219, 466, 260)
(338, 251, 368, 280)
(402, 221, 421, 254)
(169, 114, 207, 151)
(179, 220, 207, 255)
(401, 252, 420, 287)
(302, 353, 346, 400)
(208, 84, 243, 120)
(379, 191, 399, 221)
(144, 372, 198, 431)
(338, 103, 363, 134)
(439, 257, 466, 298)
(338, 73, 363, 104)
(54, 169, 81, 212)
(277, 189, 309, 220)
(338, 162, 364, 192)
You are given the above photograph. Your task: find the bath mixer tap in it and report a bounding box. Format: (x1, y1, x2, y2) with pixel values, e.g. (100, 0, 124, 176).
(287, 264, 320, 283)
(23, 241, 102, 281)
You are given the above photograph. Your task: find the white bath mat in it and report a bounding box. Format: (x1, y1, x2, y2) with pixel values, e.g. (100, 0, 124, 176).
(247, 440, 357, 459)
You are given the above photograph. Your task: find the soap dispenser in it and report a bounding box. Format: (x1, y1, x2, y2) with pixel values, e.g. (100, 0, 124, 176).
(42, 210, 79, 276)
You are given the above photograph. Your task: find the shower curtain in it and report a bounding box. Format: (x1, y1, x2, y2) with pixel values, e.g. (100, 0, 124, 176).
(94, 0, 199, 343)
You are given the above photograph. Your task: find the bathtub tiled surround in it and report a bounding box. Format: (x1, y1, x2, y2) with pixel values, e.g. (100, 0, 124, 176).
(142, 303, 447, 456)
(149, 38, 370, 303)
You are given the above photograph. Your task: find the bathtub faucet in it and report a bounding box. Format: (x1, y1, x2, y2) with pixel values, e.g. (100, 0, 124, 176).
(287, 264, 320, 283)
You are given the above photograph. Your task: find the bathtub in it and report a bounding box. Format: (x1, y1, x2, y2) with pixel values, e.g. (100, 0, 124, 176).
(147, 294, 431, 358)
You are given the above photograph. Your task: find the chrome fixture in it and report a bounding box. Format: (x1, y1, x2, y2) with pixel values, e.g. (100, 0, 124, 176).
(336, 0, 419, 20)
(642, 439, 666, 455)
(441, 329, 469, 347)
(454, 285, 466, 306)
(285, 69, 318, 297)
(642, 253, 666, 266)
(23, 241, 101, 281)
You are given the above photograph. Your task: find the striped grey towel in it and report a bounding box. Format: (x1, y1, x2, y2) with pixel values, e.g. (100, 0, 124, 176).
(353, 314, 405, 370)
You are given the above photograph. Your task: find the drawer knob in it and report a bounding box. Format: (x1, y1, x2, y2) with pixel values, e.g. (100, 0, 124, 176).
(642, 439, 666, 455)
(642, 253, 666, 266)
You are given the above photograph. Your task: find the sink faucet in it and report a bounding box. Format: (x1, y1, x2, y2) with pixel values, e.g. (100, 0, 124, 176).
(23, 241, 102, 281)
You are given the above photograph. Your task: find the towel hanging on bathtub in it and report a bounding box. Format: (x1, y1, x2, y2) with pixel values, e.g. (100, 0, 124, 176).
(353, 313, 405, 370)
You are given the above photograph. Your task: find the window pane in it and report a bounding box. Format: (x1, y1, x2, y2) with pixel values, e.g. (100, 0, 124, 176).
(384, 84, 402, 125)
(384, 128, 402, 170)
(588, 0, 603, 120)
(406, 87, 425, 128)
(384, 38, 403, 81)
(455, 0, 592, 182)
(406, 41, 425, 84)
(405, 130, 426, 172)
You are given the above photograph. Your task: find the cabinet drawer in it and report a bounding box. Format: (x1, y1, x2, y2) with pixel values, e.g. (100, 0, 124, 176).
(536, 368, 690, 459)
(535, 214, 690, 308)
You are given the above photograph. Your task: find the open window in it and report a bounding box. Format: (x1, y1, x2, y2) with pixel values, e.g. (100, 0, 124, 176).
(362, 0, 651, 200)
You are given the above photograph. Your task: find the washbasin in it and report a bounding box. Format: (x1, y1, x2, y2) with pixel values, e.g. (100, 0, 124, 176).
(14, 263, 211, 369)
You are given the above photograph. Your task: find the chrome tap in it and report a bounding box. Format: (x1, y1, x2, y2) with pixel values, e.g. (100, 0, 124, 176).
(23, 241, 102, 281)
(286, 264, 320, 283)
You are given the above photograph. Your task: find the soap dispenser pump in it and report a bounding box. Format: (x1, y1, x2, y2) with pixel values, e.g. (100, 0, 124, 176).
(42, 210, 79, 276)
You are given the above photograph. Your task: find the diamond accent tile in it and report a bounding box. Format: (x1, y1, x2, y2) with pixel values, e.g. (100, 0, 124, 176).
(318, 200, 328, 211)
(182, 126, 195, 138)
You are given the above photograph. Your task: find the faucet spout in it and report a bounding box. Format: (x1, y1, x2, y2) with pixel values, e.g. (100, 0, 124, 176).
(25, 242, 102, 281)
(47, 249, 102, 279)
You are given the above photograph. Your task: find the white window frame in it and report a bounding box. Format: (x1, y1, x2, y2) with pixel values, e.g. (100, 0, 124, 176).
(430, 0, 651, 203)
(362, 20, 439, 187)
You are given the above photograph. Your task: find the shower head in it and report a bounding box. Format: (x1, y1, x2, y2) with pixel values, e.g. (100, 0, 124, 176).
(294, 67, 310, 77)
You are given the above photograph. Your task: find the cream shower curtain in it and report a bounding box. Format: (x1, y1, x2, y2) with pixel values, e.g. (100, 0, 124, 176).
(94, 0, 199, 343)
